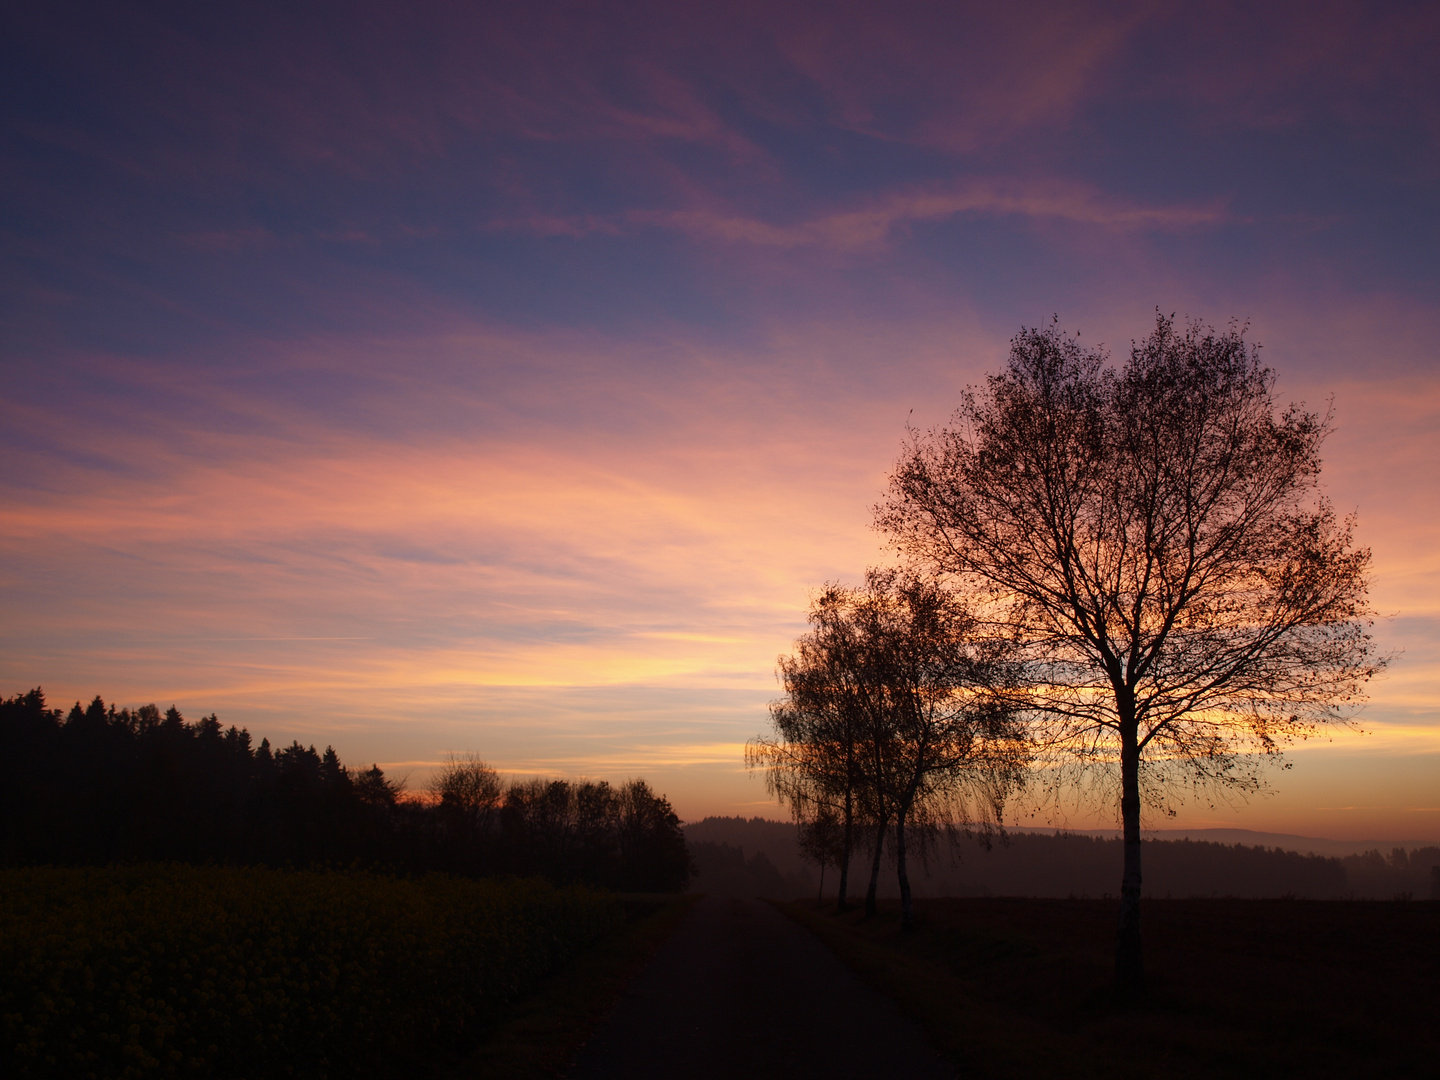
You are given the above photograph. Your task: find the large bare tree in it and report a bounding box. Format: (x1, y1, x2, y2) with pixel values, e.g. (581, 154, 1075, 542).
(877, 314, 1384, 984)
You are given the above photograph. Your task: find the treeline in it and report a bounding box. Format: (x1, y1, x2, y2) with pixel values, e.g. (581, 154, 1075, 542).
(687, 817, 1440, 900)
(686, 816, 817, 898)
(0, 689, 689, 892)
(418, 752, 690, 892)
(687, 842, 813, 898)
(1336, 846, 1440, 901)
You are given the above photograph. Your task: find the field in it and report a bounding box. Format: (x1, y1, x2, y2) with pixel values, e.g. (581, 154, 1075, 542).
(781, 896, 1439, 1079)
(0, 865, 625, 1079)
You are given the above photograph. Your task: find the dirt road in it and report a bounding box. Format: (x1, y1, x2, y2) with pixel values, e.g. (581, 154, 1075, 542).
(567, 896, 956, 1079)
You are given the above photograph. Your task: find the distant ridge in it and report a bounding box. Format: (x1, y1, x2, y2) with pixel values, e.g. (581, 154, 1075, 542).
(1005, 827, 1440, 858)
(682, 817, 1440, 899)
(686, 817, 1440, 859)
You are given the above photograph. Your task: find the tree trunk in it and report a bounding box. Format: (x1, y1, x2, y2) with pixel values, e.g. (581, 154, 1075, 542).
(817, 861, 826, 904)
(896, 809, 914, 932)
(837, 787, 853, 912)
(864, 818, 887, 917)
(1116, 708, 1144, 991)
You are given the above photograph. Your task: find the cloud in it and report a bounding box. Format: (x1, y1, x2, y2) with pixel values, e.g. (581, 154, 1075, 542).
(4, 0, 1437, 826)
(1129, 1, 1440, 144)
(488, 179, 1228, 251)
(765, 1, 1152, 152)
(2, 308, 1436, 825)
(179, 228, 279, 253)
(0, 326, 918, 724)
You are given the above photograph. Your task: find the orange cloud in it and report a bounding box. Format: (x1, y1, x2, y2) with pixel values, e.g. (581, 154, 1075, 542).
(2, 312, 1436, 827)
(640, 182, 1226, 249)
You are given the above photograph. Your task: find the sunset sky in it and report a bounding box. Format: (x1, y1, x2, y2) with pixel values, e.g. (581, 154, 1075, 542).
(3, 1, 1436, 839)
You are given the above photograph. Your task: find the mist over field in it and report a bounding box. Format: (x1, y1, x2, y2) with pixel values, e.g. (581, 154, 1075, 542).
(685, 817, 1440, 901)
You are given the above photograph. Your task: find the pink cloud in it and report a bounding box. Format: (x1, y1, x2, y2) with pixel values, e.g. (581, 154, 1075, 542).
(17, 0, 1435, 209)
(3, 297, 1436, 827)
(764, 1, 1151, 151)
(486, 178, 1227, 250)
(639, 181, 1227, 248)
(1135, 1, 1440, 139)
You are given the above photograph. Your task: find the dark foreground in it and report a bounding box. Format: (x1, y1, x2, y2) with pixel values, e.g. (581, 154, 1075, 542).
(783, 896, 1440, 1079)
(567, 896, 954, 1080)
(0, 866, 622, 1080)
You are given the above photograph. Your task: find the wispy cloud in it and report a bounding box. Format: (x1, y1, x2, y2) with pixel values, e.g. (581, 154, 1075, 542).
(179, 228, 279, 253)
(490, 179, 1228, 250)
(769, 2, 1150, 152)
(4, 0, 1437, 828)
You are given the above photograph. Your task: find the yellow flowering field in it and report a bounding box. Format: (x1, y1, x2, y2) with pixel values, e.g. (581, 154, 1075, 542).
(0, 865, 622, 1079)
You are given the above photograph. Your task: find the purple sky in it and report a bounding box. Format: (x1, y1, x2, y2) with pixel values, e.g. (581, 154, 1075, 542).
(3, 1, 1437, 836)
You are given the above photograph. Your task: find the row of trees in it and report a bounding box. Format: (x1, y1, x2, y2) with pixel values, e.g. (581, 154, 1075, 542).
(750, 314, 1383, 987)
(0, 690, 690, 891)
(747, 571, 1027, 931)
(424, 753, 690, 891)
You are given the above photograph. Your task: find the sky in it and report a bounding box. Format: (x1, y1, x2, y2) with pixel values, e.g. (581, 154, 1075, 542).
(2, 0, 1437, 839)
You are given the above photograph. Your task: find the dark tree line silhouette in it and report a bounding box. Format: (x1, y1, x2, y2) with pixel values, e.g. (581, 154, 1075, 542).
(0, 689, 690, 891)
(422, 753, 690, 891)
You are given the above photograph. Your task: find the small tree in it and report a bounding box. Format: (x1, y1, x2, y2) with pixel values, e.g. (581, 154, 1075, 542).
(877, 314, 1384, 984)
(751, 569, 1026, 929)
(749, 583, 874, 911)
(796, 806, 845, 902)
(430, 752, 504, 827)
(843, 569, 1025, 929)
(615, 778, 691, 892)
(430, 752, 504, 871)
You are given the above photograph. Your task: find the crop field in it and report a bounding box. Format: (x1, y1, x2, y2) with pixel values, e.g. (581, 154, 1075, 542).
(783, 896, 1440, 1079)
(0, 865, 623, 1079)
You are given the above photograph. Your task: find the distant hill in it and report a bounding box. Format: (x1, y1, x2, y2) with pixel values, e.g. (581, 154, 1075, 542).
(683, 817, 1440, 900)
(684, 817, 816, 898)
(1004, 826, 1440, 859)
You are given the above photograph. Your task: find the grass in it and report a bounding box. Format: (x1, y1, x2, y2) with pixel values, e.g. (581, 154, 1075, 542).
(778, 895, 1439, 1079)
(445, 893, 699, 1079)
(0, 865, 625, 1080)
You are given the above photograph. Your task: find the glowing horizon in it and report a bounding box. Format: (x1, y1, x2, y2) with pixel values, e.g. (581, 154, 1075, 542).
(2, 2, 1437, 840)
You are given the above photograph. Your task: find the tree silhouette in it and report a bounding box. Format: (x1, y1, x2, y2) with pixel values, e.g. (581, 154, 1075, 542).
(749, 582, 872, 911)
(616, 779, 691, 892)
(428, 752, 504, 872)
(877, 314, 1383, 984)
(1, 687, 690, 890)
(752, 569, 1026, 928)
(850, 569, 1025, 928)
(796, 807, 845, 901)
